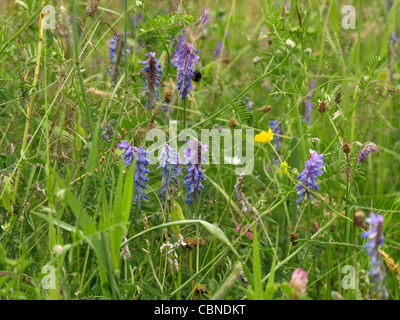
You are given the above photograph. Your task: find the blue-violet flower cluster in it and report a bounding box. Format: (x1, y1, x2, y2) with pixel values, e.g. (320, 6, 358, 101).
(173, 35, 200, 100)
(269, 119, 283, 151)
(183, 138, 207, 205)
(100, 121, 115, 143)
(157, 144, 182, 204)
(362, 213, 388, 299)
(357, 142, 379, 165)
(296, 151, 324, 203)
(108, 32, 129, 83)
(269, 119, 283, 165)
(303, 81, 316, 125)
(140, 52, 163, 109)
(117, 140, 151, 209)
(172, 30, 187, 67)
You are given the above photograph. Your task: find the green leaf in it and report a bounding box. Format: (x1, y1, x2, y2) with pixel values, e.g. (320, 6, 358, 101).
(253, 227, 263, 297)
(1, 193, 12, 213)
(170, 200, 185, 239)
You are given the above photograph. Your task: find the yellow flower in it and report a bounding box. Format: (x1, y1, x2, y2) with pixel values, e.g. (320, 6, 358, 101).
(280, 161, 291, 175)
(255, 129, 274, 143)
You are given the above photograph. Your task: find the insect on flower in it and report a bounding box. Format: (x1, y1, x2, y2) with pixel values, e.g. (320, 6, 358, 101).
(173, 34, 200, 100)
(192, 70, 202, 82)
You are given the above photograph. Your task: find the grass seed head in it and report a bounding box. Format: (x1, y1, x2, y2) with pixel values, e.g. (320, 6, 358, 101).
(261, 105, 273, 113)
(229, 118, 238, 127)
(342, 143, 352, 154)
(317, 100, 328, 113)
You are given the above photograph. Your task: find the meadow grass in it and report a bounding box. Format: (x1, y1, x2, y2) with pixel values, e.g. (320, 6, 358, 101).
(0, 0, 399, 300)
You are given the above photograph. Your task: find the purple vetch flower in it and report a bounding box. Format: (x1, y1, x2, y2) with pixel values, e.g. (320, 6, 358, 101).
(183, 138, 208, 205)
(213, 40, 223, 57)
(100, 120, 115, 143)
(108, 32, 129, 83)
(117, 140, 137, 166)
(117, 141, 151, 209)
(200, 7, 210, 26)
(269, 119, 283, 165)
(289, 268, 308, 299)
(362, 213, 388, 299)
(357, 142, 379, 165)
(174, 37, 200, 100)
(172, 30, 187, 67)
(157, 144, 182, 204)
(269, 119, 283, 151)
(247, 100, 254, 111)
(140, 52, 163, 109)
(296, 151, 324, 203)
(303, 81, 316, 125)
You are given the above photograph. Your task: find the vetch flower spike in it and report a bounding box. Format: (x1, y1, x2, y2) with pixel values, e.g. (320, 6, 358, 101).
(183, 138, 208, 205)
(303, 81, 316, 125)
(108, 32, 129, 83)
(296, 151, 324, 203)
(174, 36, 200, 100)
(357, 142, 379, 165)
(269, 120, 283, 151)
(362, 213, 388, 299)
(117, 141, 151, 210)
(157, 144, 182, 204)
(140, 52, 163, 109)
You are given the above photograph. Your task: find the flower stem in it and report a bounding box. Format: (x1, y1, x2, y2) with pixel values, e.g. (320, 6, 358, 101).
(14, 0, 46, 197)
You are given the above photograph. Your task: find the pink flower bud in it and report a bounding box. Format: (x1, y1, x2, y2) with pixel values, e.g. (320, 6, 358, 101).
(289, 267, 308, 299)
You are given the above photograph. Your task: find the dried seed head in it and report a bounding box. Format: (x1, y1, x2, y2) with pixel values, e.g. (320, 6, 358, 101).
(182, 237, 197, 250)
(164, 88, 173, 103)
(198, 237, 205, 247)
(354, 211, 365, 227)
(317, 100, 328, 113)
(380, 250, 400, 281)
(335, 91, 341, 103)
(261, 105, 273, 113)
(194, 284, 210, 298)
(85, 0, 100, 17)
(289, 232, 299, 246)
(182, 237, 205, 251)
(229, 118, 238, 128)
(342, 143, 352, 154)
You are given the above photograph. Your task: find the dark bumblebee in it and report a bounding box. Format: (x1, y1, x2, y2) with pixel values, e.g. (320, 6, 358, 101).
(192, 70, 202, 82)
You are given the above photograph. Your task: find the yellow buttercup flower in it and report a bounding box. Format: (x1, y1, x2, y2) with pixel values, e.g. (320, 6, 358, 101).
(280, 161, 291, 175)
(255, 129, 274, 143)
